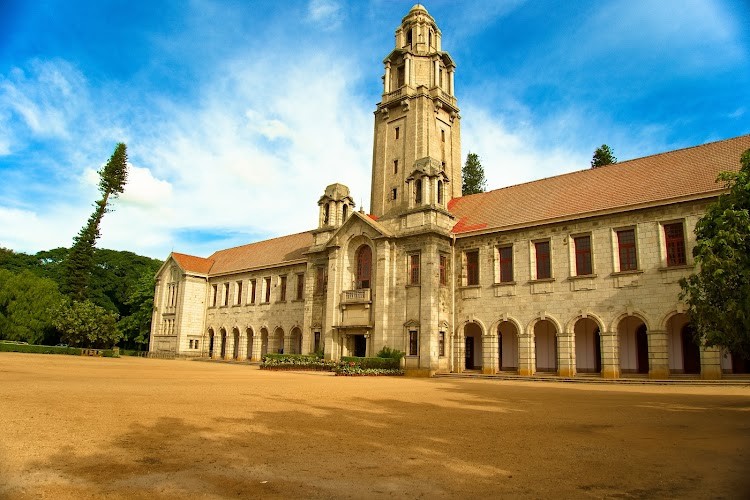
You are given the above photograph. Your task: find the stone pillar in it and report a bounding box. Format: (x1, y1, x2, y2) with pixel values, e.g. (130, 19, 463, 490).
(251, 333, 262, 361)
(449, 70, 455, 95)
(454, 330, 464, 373)
(482, 333, 498, 375)
(238, 333, 247, 360)
(557, 332, 576, 377)
(600, 331, 620, 379)
(518, 332, 535, 376)
(226, 334, 235, 360)
(700, 346, 722, 380)
(405, 56, 411, 87)
(648, 329, 670, 379)
(433, 60, 439, 87)
(384, 62, 391, 93)
(283, 334, 293, 355)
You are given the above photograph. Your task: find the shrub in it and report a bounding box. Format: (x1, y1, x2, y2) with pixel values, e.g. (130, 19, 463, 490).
(260, 353, 337, 371)
(335, 361, 404, 376)
(376, 346, 405, 361)
(341, 356, 400, 370)
(0, 342, 82, 355)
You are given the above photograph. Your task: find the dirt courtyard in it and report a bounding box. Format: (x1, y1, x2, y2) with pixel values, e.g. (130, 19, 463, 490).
(1, 354, 749, 499)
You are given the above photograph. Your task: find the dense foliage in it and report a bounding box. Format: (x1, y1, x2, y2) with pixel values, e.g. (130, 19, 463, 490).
(591, 144, 617, 168)
(680, 148, 750, 358)
(0, 270, 65, 345)
(462, 152, 487, 195)
(54, 299, 121, 348)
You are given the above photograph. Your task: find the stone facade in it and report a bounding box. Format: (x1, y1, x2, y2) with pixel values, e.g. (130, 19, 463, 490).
(149, 5, 750, 379)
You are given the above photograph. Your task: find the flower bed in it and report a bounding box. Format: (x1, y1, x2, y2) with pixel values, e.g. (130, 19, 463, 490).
(260, 354, 337, 371)
(334, 360, 404, 376)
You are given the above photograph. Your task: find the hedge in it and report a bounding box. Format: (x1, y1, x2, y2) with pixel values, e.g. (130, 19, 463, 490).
(0, 342, 118, 357)
(341, 356, 400, 370)
(261, 353, 337, 371)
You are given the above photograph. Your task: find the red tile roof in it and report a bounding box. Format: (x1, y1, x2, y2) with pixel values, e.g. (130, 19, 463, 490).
(172, 252, 214, 275)
(449, 135, 750, 234)
(206, 231, 314, 275)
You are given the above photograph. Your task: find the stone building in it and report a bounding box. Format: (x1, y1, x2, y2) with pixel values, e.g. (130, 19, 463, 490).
(149, 4, 750, 378)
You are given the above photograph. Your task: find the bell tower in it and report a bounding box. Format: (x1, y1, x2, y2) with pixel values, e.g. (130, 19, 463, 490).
(369, 4, 461, 219)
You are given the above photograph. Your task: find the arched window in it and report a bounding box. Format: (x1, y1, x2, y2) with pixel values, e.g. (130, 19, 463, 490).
(323, 203, 330, 225)
(356, 245, 372, 289)
(342, 204, 348, 221)
(437, 180, 443, 204)
(414, 179, 422, 204)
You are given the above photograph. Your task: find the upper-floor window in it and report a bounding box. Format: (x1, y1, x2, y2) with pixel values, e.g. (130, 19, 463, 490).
(342, 204, 348, 221)
(356, 245, 372, 289)
(441, 129, 445, 142)
(438, 331, 445, 357)
(535, 241, 551, 280)
(296, 273, 305, 300)
(498, 245, 513, 283)
(394, 159, 398, 174)
(408, 330, 418, 356)
(392, 187, 398, 201)
(617, 229, 637, 271)
(466, 250, 479, 286)
(409, 254, 420, 285)
(395, 126, 400, 140)
(264, 277, 271, 303)
(414, 179, 423, 204)
(279, 275, 287, 302)
(315, 267, 327, 294)
(323, 203, 330, 225)
(250, 279, 257, 304)
(574, 235, 592, 276)
(397, 66, 405, 87)
(235, 281, 243, 305)
(437, 180, 443, 205)
(223, 282, 230, 306)
(211, 284, 218, 307)
(664, 222, 686, 266)
(439, 254, 447, 286)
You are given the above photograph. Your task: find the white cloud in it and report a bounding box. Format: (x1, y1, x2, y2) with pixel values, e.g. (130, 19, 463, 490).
(307, 0, 343, 29)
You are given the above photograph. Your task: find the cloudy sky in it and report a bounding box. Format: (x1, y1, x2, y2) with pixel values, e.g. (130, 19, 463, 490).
(1, 0, 748, 259)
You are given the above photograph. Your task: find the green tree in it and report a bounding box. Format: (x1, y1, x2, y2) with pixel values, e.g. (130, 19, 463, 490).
(591, 144, 617, 168)
(63, 143, 128, 301)
(0, 270, 65, 344)
(680, 148, 750, 358)
(462, 152, 487, 195)
(117, 269, 157, 348)
(54, 299, 121, 348)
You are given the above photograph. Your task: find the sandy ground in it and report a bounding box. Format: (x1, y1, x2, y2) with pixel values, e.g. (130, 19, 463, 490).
(1, 353, 749, 499)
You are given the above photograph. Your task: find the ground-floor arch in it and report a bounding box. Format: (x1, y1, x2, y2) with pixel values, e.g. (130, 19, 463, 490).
(207, 328, 215, 358)
(290, 327, 302, 354)
(260, 327, 269, 357)
(667, 313, 700, 374)
(272, 327, 285, 354)
(464, 322, 483, 370)
(497, 321, 519, 371)
(219, 328, 227, 359)
(574, 317, 601, 374)
(232, 327, 240, 360)
(534, 320, 557, 373)
(618, 316, 649, 374)
(246, 327, 254, 360)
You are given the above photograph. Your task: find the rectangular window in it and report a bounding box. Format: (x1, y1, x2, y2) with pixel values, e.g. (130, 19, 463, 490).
(223, 283, 230, 306)
(250, 279, 257, 304)
(441, 129, 445, 142)
(438, 331, 445, 357)
(617, 229, 637, 271)
(498, 246, 513, 283)
(279, 276, 287, 302)
(535, 241, 551, 279)
(296, 273, 305, 300)
(466, 250, 479, 286)
(211, 284, 218, 307)
(314, 332, 321, 353)
(409, 330, 418, 356)
(664, 222, 686, 266)
(574, 235, 592, 276)
(395, 126, 400, 139)
(414, 179, 422, 204)
(393, 159, 398, 174)
(409, 254, 420, 285)
(264, 277, 271, 303)
(236, 281, 243, 305)
(439, 254, 447, 286)
(392, 187, 397, 200)
(315, 267, 327, 294)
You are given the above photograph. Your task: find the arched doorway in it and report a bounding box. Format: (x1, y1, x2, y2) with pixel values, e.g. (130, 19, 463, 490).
(260, 328, 269, 356)
(356, 245, 372, 289)
(220, 328, 227, 359)
(246, 327, 254, 360)
(722, 350, 750, 374)
(534, 320, 557, 373)
(574, 318, 601, 374)
(681, 324, 701, 374)
(273, 327, 285, 354)
(290, 327, 302, 354)
(497, 321, 519, 371)
(208, 328, 215, 358)
(232, 327, 240, 360)
(618, 316, 649, 374)
(464, 322, 483, 370)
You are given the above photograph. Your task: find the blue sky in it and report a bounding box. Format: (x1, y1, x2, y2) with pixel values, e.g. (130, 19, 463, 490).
(1, 0, 748, 259)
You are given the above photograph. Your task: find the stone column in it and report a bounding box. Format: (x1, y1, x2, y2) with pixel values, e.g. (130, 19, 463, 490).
(482, 332, 498, 375)
(648, 329, 670, 379)
(384, 62, 391, 93)
(454, 330, 464, 373)
(600, 331, 620, 379)
(405, 56, 411, 87)
(238, 333, 247, 360)
(700, 346, 722, 380)
(449, 69, 455, 95)
(251, 333, 262, 361)
(557, 332, 576, 377)
(518, 332, 535, 376)
(433, 60, 439, 87)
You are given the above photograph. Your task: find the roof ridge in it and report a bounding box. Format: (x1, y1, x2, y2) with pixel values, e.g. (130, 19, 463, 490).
(452, 133, 750, 203)
(208, 229, 315, 257)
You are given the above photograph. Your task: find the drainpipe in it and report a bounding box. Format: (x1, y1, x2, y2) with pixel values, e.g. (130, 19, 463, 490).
(451, 233, 456, 373)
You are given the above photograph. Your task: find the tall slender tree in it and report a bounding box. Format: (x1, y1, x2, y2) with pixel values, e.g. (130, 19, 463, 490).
(462, 152, 487, 195)
(63, 143, 128, 301)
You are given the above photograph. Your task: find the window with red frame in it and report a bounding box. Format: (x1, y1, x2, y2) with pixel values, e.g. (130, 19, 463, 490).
(498, 246, 513, 282)
(466, 250, 479, 285)
(279, 276, 287, 302)
(617, 229, 637, 271)
(409, 254, 420, 285)
(535, 241, 551, 279)
(574, 235, 592, 276)
(296, 273, 304, 300)
(439, 254, 447, 286)
(664, 223, 686, 266)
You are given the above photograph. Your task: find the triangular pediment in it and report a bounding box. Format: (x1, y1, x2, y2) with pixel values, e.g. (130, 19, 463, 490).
(325, 211, 393, 248)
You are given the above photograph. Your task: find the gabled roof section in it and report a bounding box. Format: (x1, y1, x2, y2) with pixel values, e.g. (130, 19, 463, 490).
(326, 211, 394, 248)
(172, 252, 214, 275)
(449, 135, 750, 235)
(207, 231, 314, 275)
